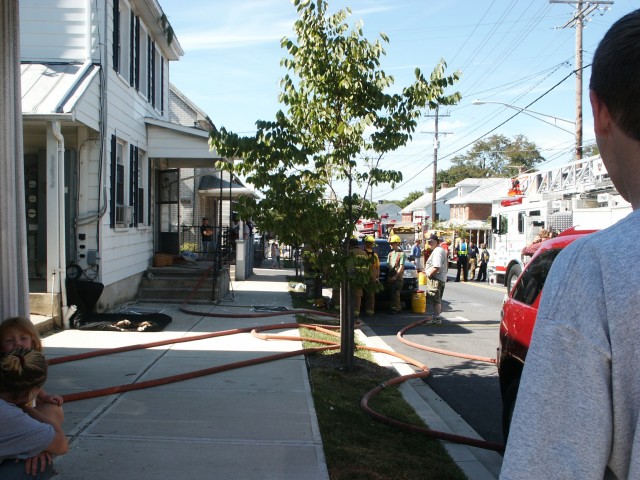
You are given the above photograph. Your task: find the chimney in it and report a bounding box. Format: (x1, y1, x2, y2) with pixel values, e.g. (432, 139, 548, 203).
(440, 182, 449, 189)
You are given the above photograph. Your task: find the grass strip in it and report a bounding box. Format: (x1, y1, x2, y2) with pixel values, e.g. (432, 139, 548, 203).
(289, 288, 467, 479)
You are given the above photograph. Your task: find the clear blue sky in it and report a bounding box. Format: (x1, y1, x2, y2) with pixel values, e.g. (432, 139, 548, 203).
(160, 0, 637, 201)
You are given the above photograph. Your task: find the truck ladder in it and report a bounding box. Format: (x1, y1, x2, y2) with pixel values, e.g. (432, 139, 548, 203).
(518, 156, 613, 196)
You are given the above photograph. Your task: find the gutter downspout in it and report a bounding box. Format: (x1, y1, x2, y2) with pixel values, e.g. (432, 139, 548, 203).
(51, 121, 69, 328)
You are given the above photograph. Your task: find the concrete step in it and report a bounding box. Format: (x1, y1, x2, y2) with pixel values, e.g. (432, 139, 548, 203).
(139, 276, 214, 290)
(138, 285, 214, 302)
(133, 296, 215, 305)
(138, 264, 231, 303)
(31, 314, 56, 336)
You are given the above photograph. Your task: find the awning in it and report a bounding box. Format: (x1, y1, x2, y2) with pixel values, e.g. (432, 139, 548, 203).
(146, 118, 226, 167)
(198, 175, 259, 199)
(440, 219, 491, 230)
(21, 62, 100, 125)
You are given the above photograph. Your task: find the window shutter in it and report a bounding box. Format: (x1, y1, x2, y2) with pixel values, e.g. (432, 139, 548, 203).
(110, 135, 117, 228)
(133, 146, 139, 225)
(134, 16, 140, 91)
(129, 12, 135, 87)
(160, 59, 164, 113)
(147, 171, 152, 227)
(129, 145, 135, 227)
(112, 1, 119, 71)
(149, 41, 155, 107)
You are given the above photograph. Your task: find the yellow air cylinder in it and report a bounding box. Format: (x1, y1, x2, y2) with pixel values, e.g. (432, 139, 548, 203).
(418, 271, 427, 285)
(411, 290, 426, 314)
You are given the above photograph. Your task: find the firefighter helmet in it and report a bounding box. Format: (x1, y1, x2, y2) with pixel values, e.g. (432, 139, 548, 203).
(364, 235, 375, 244)
(389, 235, 401, 244)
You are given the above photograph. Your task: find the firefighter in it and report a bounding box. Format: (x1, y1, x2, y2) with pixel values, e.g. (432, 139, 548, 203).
(387, 234, 406, 313)
(455, 237, 469, 282)
(348, 238, 368, 318)
(362, 235, 381, 316)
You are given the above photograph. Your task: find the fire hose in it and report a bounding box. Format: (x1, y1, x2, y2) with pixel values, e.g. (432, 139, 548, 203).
(50, 264, 504, 453)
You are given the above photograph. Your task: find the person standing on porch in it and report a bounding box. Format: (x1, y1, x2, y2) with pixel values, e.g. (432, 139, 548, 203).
(200, 218, 214, 260)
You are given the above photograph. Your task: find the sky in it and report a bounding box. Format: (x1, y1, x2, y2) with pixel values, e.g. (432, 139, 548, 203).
(159, 0, 638, 201)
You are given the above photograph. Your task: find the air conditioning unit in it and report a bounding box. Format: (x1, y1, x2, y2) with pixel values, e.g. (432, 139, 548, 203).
(116, 205, 134, 225)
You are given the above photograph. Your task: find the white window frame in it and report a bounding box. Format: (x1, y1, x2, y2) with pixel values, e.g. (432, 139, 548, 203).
(139, 28, 148, 99)
(115, 141, 128, 226)
(117, 1, 131, 82)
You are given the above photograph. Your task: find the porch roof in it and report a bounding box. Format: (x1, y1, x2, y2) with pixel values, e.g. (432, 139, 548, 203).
(145, 117, 227, 168)
(21, 62, 98, 117)
(198, 175, 259, 199)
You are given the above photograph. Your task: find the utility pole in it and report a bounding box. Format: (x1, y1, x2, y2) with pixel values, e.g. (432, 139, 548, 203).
(423, 107, 452, 229)
(550, 0, 613, 160)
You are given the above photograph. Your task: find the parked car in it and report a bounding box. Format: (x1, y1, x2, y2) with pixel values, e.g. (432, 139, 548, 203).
(497, 227, 596, 439)
(360, 238, 418, 309)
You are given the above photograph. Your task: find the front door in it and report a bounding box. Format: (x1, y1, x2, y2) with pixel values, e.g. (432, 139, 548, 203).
(157, 169, 179, 254)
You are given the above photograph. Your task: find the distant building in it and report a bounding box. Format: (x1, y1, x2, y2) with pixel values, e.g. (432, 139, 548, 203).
(444, 178, 507, 244)
(401, 186, 457, 225)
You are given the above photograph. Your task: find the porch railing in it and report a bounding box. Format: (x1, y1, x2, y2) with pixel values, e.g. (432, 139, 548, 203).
(180, 225, 232, 272)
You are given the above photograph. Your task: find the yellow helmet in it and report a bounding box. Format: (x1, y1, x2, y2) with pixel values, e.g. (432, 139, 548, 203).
(364, 235, 375, 244)
(389, 234, 401, 244)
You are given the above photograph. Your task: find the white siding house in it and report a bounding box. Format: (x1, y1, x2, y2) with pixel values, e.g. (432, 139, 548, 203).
(20, 0, 226, 319)
(400, 187, 457, 225)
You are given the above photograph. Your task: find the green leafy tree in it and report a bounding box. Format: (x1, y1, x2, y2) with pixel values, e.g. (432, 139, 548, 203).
(582, 143, 600, 157)
(210, 0, 460, 366)
(397, 190, 424, 209)
(436, 134, 545, 186)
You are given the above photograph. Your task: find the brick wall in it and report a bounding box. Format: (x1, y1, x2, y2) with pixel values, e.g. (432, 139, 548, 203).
(450, 203, 491, 220)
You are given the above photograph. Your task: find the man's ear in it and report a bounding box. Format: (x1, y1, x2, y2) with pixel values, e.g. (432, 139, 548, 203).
(590, 89, 612, 137)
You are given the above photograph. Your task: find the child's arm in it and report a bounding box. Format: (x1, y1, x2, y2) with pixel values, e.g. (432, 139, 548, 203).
(37, 388, 64, 407)
(22, 405, 68, 456)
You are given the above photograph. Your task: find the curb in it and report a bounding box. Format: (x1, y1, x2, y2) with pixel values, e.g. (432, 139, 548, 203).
(357, 325, 503, 480)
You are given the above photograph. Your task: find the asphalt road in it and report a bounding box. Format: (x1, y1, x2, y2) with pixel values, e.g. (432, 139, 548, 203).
(363, 272, 507, 446)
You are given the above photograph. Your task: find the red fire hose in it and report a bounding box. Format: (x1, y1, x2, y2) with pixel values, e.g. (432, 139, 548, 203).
(51, 266, 504, 453)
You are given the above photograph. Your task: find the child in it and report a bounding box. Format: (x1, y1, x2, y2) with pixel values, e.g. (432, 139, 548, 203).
(0, 347, 68, 478)
(0, 317, 64, 410)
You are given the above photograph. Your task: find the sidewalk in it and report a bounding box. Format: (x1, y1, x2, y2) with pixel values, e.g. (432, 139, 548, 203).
(45, 266, 328, 479)
(42, 264, 501, 479)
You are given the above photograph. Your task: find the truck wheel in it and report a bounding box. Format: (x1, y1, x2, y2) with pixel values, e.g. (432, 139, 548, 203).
(506, 265, 522, 291)
(502, 377, 520, 441)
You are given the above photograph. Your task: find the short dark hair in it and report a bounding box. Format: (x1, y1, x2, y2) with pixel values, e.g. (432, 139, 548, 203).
(590, 9, 640, 141)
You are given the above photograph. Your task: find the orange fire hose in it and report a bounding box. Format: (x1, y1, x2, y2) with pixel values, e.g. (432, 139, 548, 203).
(52, 267, 504, 453)
(397, 319, 497, 364)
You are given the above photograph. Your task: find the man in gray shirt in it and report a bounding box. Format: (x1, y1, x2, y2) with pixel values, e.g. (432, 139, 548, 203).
(500, 9, 640, 479)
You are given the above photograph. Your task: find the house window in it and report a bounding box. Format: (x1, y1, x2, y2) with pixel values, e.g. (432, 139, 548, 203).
(139, 31, 148, 98)
(110, 135, 137, 228)
(149, 49, 164, 113)
(115, 141, 127, 225)
(138, 150, 147, 225)
(113, 1, 132, 80)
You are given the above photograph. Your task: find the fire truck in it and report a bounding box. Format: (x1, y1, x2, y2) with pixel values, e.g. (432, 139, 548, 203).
(488, 155, 632, 289)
